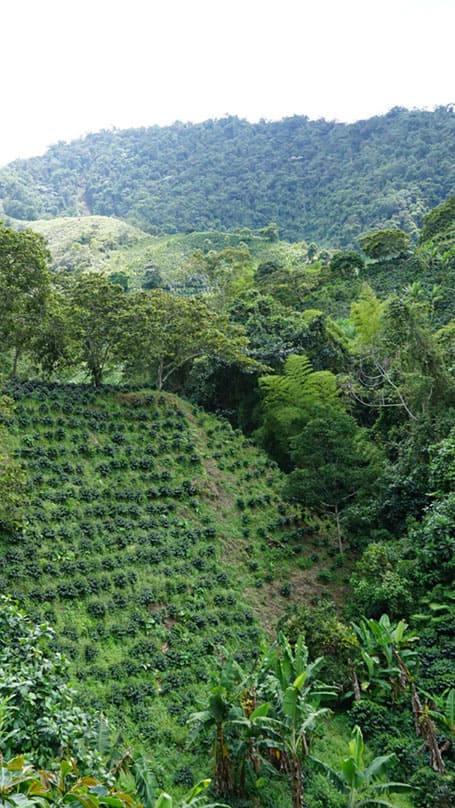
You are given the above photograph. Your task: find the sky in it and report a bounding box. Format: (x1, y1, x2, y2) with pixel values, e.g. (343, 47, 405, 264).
(1, 0, 454, 166)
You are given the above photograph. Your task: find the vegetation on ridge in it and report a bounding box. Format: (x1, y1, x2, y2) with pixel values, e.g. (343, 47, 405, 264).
(1, 107, 454, 245)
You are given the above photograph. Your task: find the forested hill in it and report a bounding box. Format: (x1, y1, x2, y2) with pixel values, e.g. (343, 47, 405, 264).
(1, 106, 454, 245)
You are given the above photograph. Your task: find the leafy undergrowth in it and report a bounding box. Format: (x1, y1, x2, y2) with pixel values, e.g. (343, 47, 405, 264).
(0, 381, 345, 785)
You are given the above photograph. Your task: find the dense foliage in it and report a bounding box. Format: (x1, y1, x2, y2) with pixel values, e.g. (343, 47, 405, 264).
(1, 107, 454, 245)
(0, 170, 454, 803)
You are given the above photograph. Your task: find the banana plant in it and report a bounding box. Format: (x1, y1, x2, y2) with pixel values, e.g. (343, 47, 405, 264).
(351, 615, 419, 701)
(154, 778, 230, 807)
(187, 654, 245, 797)
(257, 633, 335, 808)
(228, 700, 278, 800)
(426, 688, 455, 740)
(0, 756, 136, 808)
(419, 686, 455, 768)
(311, 725, 415, 807)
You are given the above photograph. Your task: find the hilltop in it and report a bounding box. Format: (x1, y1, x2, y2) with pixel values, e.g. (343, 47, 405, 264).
(1, 107, 454, 246)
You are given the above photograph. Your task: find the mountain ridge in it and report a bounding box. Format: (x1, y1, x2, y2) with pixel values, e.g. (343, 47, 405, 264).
(1, 106, 454, 246)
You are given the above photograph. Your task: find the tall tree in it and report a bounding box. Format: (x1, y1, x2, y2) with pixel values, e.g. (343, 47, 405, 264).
(120, 290, 259, 390)
(257, 353, 341, 469)
(0, 223, 52, 375)
(286, 406, 382, 552)
(65, 273, 127, 387)
(348, 288, 453, 421)
(357, 229, 410, 261)
(0, 393, 26, 531)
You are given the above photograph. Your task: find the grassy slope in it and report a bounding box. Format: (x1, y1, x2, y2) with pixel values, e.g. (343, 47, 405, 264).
(25, 215, 314, 286)
(0, 381, 351, 790)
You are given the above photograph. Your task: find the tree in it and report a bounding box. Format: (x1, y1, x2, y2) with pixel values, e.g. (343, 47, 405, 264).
(28, 288, 77, 377)
(257, 353, 341, 469)
(65, 272, 128, 387)
(329, 251, 364, 277)
(228, 702, 275, 800)
(120, 290, 259, 391)
(286, 406, 382, 553)
(419, 196, 455, 244)
(425, 688, 455, 749)
(141, 266, 165, 290)
(278, 602, 359, 693)
(258, 222, 279, 242)
(198, 246, 254, 310)
(357, 229, 410, 261)
(348, 289, 453, 422)
(0, 223, 52, 375)
(188, 655, 245, 797)
(350, 615, 419, 704)
(0, 394, 26, 532)
(108, 271, 129, 291)
(350, 284, 385, 349)
(258, 354, 382, 550)
(351, 614, 445, 773)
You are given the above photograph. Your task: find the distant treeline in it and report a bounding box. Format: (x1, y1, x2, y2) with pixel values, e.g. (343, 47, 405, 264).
(1, 106, 454, 245)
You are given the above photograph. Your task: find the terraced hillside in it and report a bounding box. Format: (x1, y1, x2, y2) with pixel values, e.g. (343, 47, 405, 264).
(0, 382, 345, 780)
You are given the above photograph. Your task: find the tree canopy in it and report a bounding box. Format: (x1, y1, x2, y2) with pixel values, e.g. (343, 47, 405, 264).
(1, 107, 454, 246)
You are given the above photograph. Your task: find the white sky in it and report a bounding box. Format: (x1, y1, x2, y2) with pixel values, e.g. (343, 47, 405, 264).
(1, 0, 454, 166)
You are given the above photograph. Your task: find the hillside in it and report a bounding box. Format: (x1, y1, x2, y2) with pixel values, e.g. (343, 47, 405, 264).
(0, 381, 347, 787)
(1, 107, 454, 246)
(24, 215, 317, 287)
(22, 212, 455, 329)
(0, 200, 454, 806)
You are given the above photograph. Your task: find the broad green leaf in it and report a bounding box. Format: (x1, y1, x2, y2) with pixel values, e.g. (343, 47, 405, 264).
(182, 779, 211, 801)
(365, 754, 396, 782)
(249, 703, 271, 719)
(154, 795, 173, 808)
(340, 757, 359, 788)
(7, 757, 26, 772)
(283, 685, 298, 720)
(349, 725, 364, 768)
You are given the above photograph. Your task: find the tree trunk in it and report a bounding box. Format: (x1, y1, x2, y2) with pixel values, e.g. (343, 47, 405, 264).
(156, 359, 164, 391)
(411, 684, 445, 773)
(92, 365, 103, 388)
(11, 347, 21, 378)
(393, 650, 445, 774)
(334, 503, 343, 554)
(352, 669, 361, 702)
(289, 755, 304, 808)
(215, 724, 231, 796)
